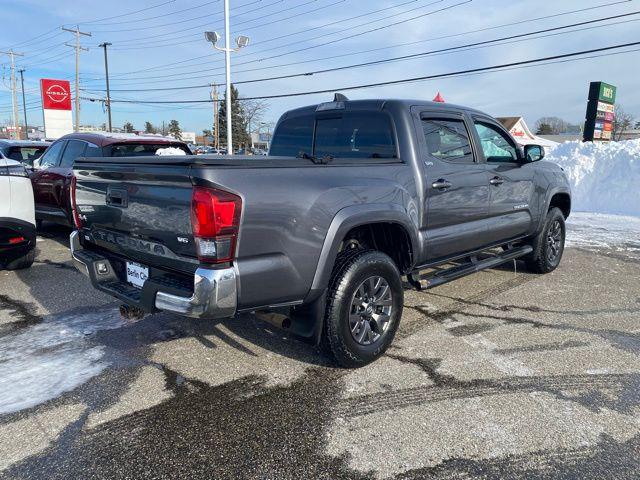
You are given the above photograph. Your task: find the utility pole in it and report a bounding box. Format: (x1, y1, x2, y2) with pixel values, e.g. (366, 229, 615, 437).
(0, 49, 24, 139)
(211, 84, 219, 149)
(63, 26, 91, 132)
(204, 3, 250, 154)
(98, 42, 112, 132)
(18, 68, 28, 139)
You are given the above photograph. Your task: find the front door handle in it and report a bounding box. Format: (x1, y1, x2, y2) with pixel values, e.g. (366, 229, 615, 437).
(431, 179, 452, 190)
(490, 176, 504, 186)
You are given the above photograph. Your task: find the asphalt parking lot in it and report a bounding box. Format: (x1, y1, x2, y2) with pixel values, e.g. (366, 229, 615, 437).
(1, 221, 639, 479)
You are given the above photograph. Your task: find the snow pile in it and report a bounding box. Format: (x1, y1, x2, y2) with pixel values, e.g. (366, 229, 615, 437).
(155, 147, 187, 156)
(545, 139, 640, 216)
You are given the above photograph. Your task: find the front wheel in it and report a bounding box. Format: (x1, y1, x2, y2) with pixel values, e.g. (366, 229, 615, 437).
(525, 207, 566, 273)
(323, 250, 403, 368)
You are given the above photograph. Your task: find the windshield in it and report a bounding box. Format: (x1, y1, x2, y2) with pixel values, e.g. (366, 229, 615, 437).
(2, 146, 48, 166)
(106, 143, 191, 157)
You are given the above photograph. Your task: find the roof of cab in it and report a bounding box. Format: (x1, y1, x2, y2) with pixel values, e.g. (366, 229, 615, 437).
(280, 97, 487, 119)
(53, 132, 189, 147)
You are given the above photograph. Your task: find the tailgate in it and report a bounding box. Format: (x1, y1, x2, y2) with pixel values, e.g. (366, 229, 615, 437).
(73, 160, 197, 274)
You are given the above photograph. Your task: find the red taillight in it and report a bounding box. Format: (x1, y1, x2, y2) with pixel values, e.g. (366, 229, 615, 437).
(9, 236, 25, 244)
(190, 186, 242, 263)
(70, 176, 83, 229)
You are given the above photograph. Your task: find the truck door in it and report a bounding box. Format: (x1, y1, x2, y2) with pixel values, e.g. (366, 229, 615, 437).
(417, 112, 491, 260)
(471, 117, 536, 243)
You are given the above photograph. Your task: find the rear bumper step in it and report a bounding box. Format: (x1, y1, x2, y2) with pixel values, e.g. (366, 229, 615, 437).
(70, 230, 237, 319)
(408, 245, 533, 290)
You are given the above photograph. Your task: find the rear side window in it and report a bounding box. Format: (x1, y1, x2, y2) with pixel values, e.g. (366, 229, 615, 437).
(422, 119, 473, 163)
(59, 140, 87, 168)
(269, 115, 314, 157)
(85, 142, 102, 157)
(314, 112, 396, 159)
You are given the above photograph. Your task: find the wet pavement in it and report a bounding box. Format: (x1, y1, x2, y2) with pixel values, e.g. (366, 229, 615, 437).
(1, 221, 639, 479)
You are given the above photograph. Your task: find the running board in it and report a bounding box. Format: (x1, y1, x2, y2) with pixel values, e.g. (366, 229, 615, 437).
(407, 245, 533, 291)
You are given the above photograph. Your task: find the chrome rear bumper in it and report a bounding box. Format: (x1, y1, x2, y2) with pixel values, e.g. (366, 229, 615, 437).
(70, 230, 237, 319)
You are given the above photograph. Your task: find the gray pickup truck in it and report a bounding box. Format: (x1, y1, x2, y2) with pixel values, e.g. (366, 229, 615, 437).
(70, 96, 571, 367)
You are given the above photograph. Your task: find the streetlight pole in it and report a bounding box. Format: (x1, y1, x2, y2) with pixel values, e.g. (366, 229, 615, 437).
(204, 6, 250, 155)
(223, 0, 232, 154)
(99, 42, 112, 132)
(18, 68, 28, 140)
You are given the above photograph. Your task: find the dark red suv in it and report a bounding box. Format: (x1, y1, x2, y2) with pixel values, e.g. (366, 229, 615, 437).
(31, 132, 192, 227)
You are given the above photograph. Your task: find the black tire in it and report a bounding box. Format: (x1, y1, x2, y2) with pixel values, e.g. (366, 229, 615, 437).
(323, 249, 403, 368)
(5, 249, 35, 270)
(525, 207, 566, 274)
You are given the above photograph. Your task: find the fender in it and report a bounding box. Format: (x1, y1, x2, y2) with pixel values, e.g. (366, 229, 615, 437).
(304, 203, 419, 303)
(537, 185, 571, 232)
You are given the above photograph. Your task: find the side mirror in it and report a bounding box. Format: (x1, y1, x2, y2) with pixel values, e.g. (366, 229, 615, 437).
(524, 144, 545, 163)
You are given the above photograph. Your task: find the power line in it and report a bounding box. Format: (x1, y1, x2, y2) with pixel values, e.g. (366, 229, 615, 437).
(82, 9, 640, 92)
(89, 0, 447, 77)
(109, 0, 343, 49)
(81, 41, 640, 104)
(77, 0, 177, 25)
(85, 0, 631, 82)
(88, 0, 220, 27)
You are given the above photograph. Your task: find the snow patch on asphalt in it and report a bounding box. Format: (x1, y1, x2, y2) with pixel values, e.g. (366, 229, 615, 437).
(566, 212, 640, 259)
(0, 308, 124, 415)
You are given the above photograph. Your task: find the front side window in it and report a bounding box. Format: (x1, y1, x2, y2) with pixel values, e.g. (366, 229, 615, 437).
(422, 118, 473, 163)
(38, 141, 65, 168)
(269, 115, 314, 157)
(474, 122, 518, 163)
(314, 112, 396, 159)
(59, 140, 87, 168)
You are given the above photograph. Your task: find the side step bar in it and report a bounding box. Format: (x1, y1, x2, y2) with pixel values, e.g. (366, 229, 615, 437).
(407, 245, 533, 291)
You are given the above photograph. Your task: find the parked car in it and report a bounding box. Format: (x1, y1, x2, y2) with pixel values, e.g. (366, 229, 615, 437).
(0, 139, 50, 167)
(0, 158, 36, 269)
(31, 132, 192, 228)
(70, 97, 571, 367)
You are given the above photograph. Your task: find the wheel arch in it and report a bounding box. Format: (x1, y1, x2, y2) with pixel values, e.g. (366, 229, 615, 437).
(305, 204, 418, 303)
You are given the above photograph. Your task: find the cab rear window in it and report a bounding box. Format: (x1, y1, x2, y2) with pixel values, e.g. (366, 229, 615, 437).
(106, 143, 190, 157)
(270, 112, 397, 159)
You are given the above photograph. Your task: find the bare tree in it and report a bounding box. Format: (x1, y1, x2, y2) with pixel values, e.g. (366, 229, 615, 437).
(534, 117, 569, 135)
(242, 99, 268, 134)
(612, 104, 635, 141)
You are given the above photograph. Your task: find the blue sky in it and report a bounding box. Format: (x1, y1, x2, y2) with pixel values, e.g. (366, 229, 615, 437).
(1, 0, 639, 133)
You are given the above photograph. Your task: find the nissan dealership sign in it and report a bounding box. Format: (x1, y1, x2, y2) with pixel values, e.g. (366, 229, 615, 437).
(40, 78, 73, 138)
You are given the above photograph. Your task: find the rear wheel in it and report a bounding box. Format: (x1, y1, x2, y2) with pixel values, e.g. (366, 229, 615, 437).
(4, 249, 35, 270)
(323, 250, 403, 368)
(525, 207, 566, 273)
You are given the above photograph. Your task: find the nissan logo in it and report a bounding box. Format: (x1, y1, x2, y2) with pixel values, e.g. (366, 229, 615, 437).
(45, 84, 69, 103)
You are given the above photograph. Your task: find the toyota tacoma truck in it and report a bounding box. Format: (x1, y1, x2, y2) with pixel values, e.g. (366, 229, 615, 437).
(70, 96, 571, 367)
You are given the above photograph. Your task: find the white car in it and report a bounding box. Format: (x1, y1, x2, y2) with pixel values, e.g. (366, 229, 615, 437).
(0, 158, 36, 269)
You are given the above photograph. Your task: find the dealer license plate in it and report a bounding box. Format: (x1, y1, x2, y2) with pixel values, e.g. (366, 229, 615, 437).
(126, 261, 148, 289)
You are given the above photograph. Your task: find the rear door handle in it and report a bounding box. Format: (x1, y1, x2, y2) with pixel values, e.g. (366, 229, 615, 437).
(490, 176, 504, 186)
(431, 179, 452, 190)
